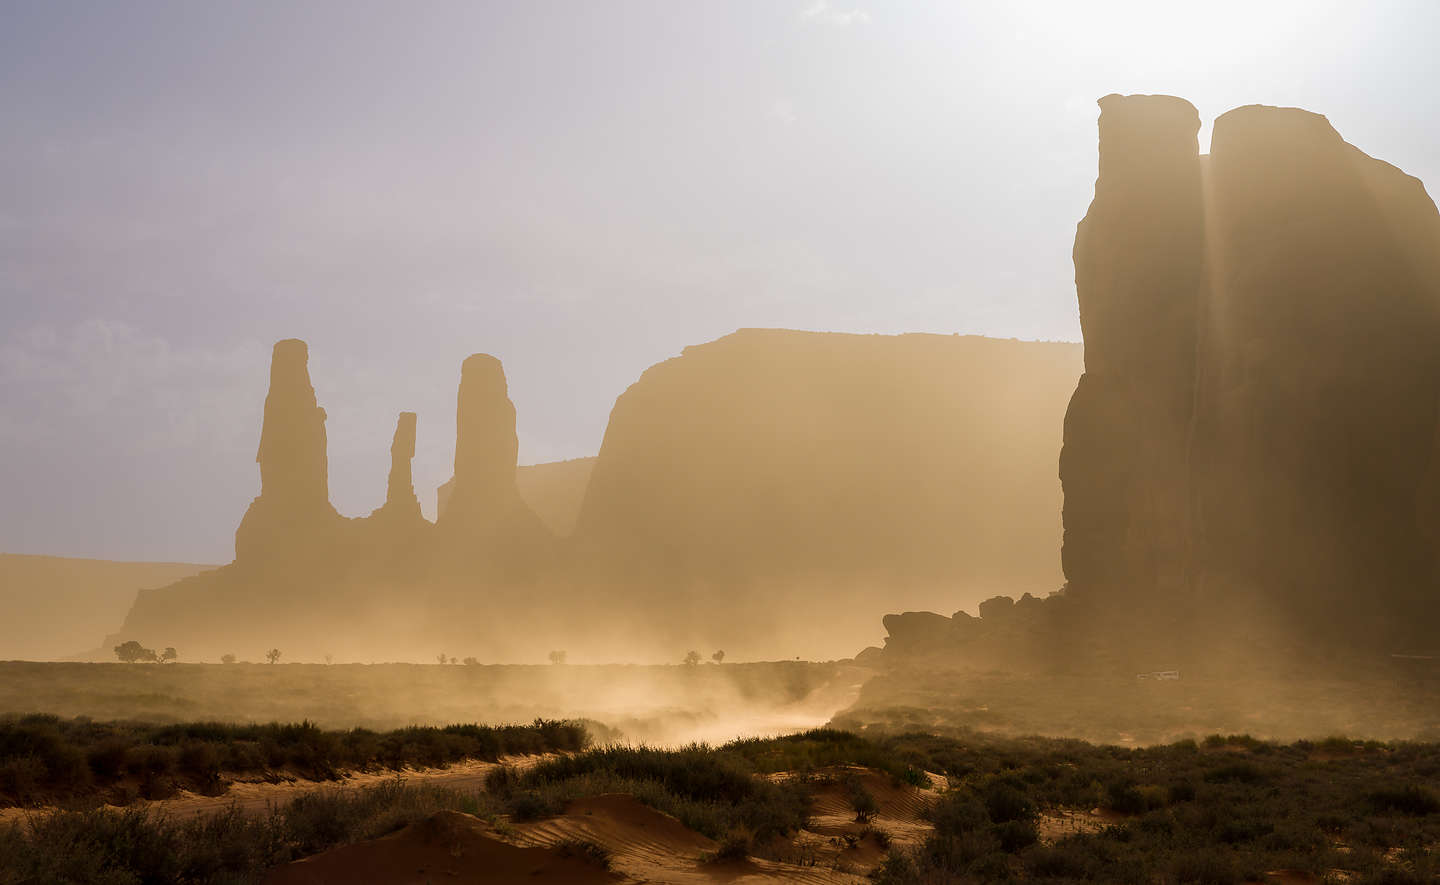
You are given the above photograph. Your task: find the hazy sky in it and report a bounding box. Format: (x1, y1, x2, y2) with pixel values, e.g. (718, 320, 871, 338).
(3, 0, 1437, 562)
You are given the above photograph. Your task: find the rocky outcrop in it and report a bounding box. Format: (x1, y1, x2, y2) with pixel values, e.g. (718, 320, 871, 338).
(438, 355, 554, 571)
(1057, 95, 1440, 657)
(233, 339, 342, 566)
(380, 412, 422, 520)
(358, 411, 430, 576)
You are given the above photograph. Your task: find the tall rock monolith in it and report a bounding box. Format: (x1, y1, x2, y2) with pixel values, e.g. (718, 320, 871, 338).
(377, 411, 422, 520)
(1059, 96, 1440, 660)
(234, 339, 342, 566)
(438, 354, 553, 572)
(1191, 104, 1440, 644)
(1059, 94, 1205, 602)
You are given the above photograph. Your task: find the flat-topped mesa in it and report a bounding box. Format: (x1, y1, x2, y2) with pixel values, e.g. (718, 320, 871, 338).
(438, 354, 553, 565)
(379, 411, 422, 519)
(234, 339, 341, 564)
(1060, 94, 1204, 600)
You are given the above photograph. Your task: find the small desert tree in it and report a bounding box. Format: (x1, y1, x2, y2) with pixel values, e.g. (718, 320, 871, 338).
(846, 775, 878, 823)
(266, 648, 282, 665)
(220, 653, 237, 665)
(437, 652, 448, 665)
(160, 647, 178, 664)
(548, 650, 567, 665)
(323, 653, 333, 665)
(712, 650, 725, 665)
(462, 656, 478, 666)
(114, 641, 155, 663)
(684, 650, 702, 666)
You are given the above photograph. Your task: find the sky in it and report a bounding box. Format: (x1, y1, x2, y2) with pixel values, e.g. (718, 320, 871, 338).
(2, 0, 1437, 563)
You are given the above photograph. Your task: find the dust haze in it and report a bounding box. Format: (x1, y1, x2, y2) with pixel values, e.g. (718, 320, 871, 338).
(5, 90, 1439, 750)
(4, 6, 1440, 881)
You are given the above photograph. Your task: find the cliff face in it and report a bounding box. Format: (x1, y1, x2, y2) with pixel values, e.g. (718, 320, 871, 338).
(1060, 95, 1204, 603)
(574, 329, 1083, 596)
(1058, 95, 1440, 653)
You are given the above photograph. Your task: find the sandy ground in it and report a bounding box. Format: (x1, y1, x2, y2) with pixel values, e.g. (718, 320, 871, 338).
(264, 810, 623, 885)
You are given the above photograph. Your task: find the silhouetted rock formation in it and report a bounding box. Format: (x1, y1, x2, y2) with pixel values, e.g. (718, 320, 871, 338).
(380, 412, 422, 520)
(437, 355, 554, 572)
(1061, 95, 1203, 604)
(104, 330, 1083, 661)
(878, 95, 1440, 675)
(439, 457, 596, 536)
(1189, 104, 1440, 650)
(357, 411, 430, 578)
(234, 339, 342, 566)
(574, 330, 1081, 594)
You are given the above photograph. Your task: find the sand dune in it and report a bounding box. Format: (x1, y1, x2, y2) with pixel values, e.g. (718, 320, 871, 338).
(264, 810, 622, 885)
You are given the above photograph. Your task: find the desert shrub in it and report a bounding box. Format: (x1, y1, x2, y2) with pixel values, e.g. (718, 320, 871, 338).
(860, 824, 892, 849)
(179, 742, 222, 782)
(707, 831, 751, 862)
(923, 830, 1000, 872)
(0, 779, 476, 883)
(1368, 785, 1440, 816)
(555, 838, 612, 869)
(1107, 780, 1149, 814)
(1168, 779, 1197, 803)
(517, 744, 808, 840)
(725, 728, 926, 785)
(966, 850, 1016, 880)
(925, 790, 988, 834)
(1025, 842, 1090, 878)
(0, 715, 588, 807)
(1204, 761, 1266, 784)
(0, 755, 45, 803)
(507, 790, 561, 821)
(993, 819, 1038, 853)
(1170, 847, 1240, 884)
(484, 764, 520, 798)
(982, 781, 1035, 823)
(86, 738, 130, 779)
(872, 849, 921, 884)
